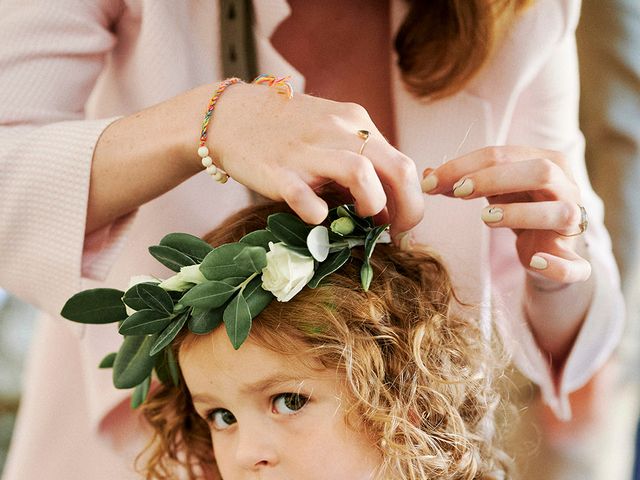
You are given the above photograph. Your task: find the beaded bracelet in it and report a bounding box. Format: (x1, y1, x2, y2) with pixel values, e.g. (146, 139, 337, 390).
(197, 75, 294, 184)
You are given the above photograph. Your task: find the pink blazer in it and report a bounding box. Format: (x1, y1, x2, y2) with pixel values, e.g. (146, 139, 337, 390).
(0, 0, 624, 478)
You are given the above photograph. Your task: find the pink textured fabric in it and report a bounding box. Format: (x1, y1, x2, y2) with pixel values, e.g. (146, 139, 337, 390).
(0, 0, 624, 478)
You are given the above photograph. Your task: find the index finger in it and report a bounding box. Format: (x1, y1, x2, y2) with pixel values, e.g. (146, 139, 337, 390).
(422, 146, 561, 194)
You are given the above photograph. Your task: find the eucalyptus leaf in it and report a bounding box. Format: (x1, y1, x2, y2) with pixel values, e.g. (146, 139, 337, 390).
(361, 261, 374, 292)
(61, 288, 126, 324)
(188, 307, 224, 334)
(99, 352, 117, 369)
(180, 280, 238, 309)
(130, 375, 151, 409)
(113, 335, 158, 389)
(119, 309, 173, 335)
(239, 229, 278, 249)
(306, 226, 330, 261)
(136, 283, 174, 314)
(200, 243, 253, 280)
(267, 213, 311, 248)
(308, 248, 351, 288)
(150, 311, 189, 356)
(149, 245, 196, 272)
(233, 246, 267, 273)
(224, 293, 252, 350)
(159, 232, 213, 262)
(243, 275, 275, 317)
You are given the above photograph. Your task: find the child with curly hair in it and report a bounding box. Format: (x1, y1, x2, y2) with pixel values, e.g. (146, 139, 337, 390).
(126, 202, 510, 479)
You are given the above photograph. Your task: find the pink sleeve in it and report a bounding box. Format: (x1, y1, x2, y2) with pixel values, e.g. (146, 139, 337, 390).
(0, 0, 135, 317)
(495, 0, 625, 419)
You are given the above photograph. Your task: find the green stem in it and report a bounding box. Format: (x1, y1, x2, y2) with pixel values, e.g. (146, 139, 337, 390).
(237, 272, 259, 294)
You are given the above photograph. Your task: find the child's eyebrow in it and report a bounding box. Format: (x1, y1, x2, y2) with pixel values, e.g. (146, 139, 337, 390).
(239, 373, 307, 395)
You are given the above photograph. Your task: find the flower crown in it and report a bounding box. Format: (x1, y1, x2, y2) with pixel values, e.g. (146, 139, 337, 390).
(61, 205, 390, 408)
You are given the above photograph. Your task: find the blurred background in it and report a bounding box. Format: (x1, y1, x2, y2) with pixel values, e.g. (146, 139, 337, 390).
(0, 0, 638, 478)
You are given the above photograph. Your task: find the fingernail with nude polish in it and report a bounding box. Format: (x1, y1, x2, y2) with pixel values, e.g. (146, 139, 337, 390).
(453, 178, 474, 197)
(395, 231, 414, 251)
(529, 255, 548, 270)
(421, 172, 438, 193)
(481, 206, 503, 223)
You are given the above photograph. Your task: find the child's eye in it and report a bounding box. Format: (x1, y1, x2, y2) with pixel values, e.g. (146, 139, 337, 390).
(209, 409, 237, 430)
(272, 393, 309, 415)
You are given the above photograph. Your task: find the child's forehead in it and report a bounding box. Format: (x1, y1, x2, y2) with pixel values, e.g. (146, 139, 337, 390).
(179, 326, 332, 392)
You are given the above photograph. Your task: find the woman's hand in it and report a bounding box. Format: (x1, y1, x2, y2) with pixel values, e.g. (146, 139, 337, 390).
(421, 146, 591, 285)
(204, 82, 424, 236)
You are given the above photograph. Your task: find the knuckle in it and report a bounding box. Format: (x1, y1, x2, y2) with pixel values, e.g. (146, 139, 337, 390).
(482, 146, 508, 166)
(342, 101, 369, 119)
(347, 156, 374, 186)
(282, 182, 307, 204)
(391, 154, 417, 182)
(559, 201, 580, 228)
(536, 158, 562, 185)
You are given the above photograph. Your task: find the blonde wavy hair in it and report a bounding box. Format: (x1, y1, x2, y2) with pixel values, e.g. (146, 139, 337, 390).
(139, 201, 511, 479)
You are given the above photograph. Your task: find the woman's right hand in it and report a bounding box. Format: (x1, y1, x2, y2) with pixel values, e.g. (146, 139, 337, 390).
(201, 81, 424, 236)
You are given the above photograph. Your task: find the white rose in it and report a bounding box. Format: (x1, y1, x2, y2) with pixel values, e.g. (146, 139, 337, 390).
(261, 242, 315, 302)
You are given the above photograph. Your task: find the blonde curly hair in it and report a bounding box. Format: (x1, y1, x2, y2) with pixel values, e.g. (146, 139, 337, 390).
(138, 201, 511, 479)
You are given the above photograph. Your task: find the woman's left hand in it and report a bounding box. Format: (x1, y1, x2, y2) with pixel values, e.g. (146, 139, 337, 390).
(421, 146, 591, 284)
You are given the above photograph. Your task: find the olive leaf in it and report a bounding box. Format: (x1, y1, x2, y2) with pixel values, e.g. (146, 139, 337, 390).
(136, 283, 174, 315)
(153, 347, 180, 388)
(130, 375, 152, 409)
(361, 261, 374, 292)
(224, 293, 252, 350)
(61, 288, 126, 324)
(239, 229, 278, 249)
(159, 232, 213, 262)
(150, 311, 190, 356)
(179, 280, 238, 309)
(99, 352, 117, 369)
(307, 248, 351, 288)
(118, 309, 174, 335)
(122, 282, 159, 311)
(113, 335, 159, 389)
(267, 213, 312, 248)
(200, 243, 253, 280)
(243, 275, 274, 317)
(233, 246, 267, 273)
(188, 307, 224, 334)
(149, 245, 196, 272)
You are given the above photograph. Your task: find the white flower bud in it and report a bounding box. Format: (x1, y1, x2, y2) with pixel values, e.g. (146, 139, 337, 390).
(179, 264, 207, 285)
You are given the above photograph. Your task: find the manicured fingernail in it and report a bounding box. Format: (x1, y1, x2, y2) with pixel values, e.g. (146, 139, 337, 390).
(481, 206, 503, 223)
(421, 173, 438, 193)
(530, 255, 548, 270)
(395, 231, 414, 251)
(453, 178, 474, 197)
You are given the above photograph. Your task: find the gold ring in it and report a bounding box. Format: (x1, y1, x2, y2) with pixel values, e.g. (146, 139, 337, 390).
(357, 129, 370, 155)
(557, 204, 588, 237)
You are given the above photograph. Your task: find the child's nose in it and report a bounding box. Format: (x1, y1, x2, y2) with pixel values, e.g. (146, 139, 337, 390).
(235, 424, 279, 470)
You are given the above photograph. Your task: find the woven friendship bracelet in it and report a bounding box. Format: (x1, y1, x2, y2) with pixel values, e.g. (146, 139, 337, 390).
(197, 75, 294, 184)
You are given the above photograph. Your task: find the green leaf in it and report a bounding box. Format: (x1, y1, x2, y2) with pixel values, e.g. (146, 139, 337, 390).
(122, 282, 158, 311)
(130, 375, 152, 409)
(200, 243, 253, 280)
(99, 352, 117, 369)
(267, 213, 312, 248)
(154, 347, 180, 388)
(188, 307, 224, 334)
(150, 311, 189, 356)
(308, 248, 351, 288)
(113, 335, 158, 389)
(159, 232, 213, 262)
(364, 224, 389, 262)
(233, 246, 267, 273)
(361, 261, 374, 292)
(180, 280, 238, 309)
(224, 293, 252, 350)
(148, 245, 196, 272)
(61, 288, 126, 324)
(136, 283, 174, 314)
(239, 229, 278, 249)
(119, 309, 173, 335)
(222, 277, 246, 287)
(243, 275, 275, 317)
